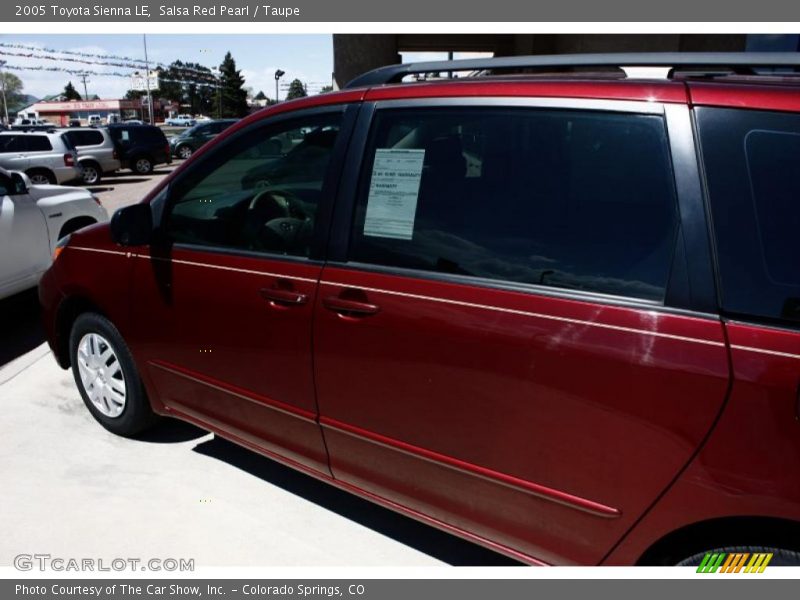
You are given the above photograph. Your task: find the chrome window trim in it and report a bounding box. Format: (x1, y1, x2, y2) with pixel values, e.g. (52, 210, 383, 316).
(326, 259, 723, 323)
(373, 96, 666, 115)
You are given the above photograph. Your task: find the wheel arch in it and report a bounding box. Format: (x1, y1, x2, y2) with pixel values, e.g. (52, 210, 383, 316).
(57, 216, 97, 240)
(637, 516, 800, 565)
(25, 166, 55, 183)
(53, 295, 106, 369)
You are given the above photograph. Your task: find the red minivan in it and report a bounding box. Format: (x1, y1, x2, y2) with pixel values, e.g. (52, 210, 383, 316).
(39, 53, 800, 566)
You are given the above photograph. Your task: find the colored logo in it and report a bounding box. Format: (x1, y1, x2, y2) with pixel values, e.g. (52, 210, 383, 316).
(696, 552, 773, 573)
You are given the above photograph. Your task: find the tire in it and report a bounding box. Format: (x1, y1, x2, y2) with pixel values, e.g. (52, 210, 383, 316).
(131, 155, 154, 175)
(80, 161, 102, 185)
(27, 168, 56, 185)
(677, 546, 800, 567)
(176, 144, 193, 160)
(69, 312, 158, 437)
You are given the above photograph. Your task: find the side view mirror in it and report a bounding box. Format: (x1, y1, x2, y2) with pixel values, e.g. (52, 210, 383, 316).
(11, 172, 30, 195)
(110, 203, 152, 246)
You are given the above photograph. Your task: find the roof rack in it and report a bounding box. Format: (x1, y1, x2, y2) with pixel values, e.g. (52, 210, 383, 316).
(345, 52, 800, 88)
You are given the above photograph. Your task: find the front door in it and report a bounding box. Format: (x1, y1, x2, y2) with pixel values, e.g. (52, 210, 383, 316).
(313, 100, 730, 564)
(130, 108, 350, 475)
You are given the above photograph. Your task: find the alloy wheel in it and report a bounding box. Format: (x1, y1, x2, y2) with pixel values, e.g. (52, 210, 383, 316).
(76, 333, 127, 418)
(135, 158, 152, 174)
(82, 165, 100, 185)
(29, 173, 51, 185)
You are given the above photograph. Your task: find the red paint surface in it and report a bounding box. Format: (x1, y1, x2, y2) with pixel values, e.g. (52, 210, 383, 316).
(37, 75, 800, 565)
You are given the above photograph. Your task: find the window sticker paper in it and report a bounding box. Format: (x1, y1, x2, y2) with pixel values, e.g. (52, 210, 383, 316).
(363, 148, 426, 240)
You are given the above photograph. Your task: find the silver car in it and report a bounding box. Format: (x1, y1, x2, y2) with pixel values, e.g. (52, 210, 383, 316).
(61, 127, 121, 185)
(0, 167, 108, 300)
(0, 131, 82, 185)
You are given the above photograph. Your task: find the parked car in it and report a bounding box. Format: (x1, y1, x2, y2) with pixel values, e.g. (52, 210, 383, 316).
(106, 123, 171, 175)
(169, 119, 237, 159)
(13, 117, 48, 127)
(123, 119, 144, 125)
(68, 119, 82, 128)
(0, 130, 81, 185)
(166, 115, 196, 127)
(88, 115, 102, 127)
(39, 53, 800, 566)
(0, 167, 107, 300)
(60, 127, 121, 185)
(10, 120, 56, 132)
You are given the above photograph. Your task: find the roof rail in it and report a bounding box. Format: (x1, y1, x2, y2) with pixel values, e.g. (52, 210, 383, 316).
(345, 51, 800, 88)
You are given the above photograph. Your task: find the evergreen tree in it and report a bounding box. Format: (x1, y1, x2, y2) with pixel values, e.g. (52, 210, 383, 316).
(156, 62, 216, 115)
(218, 52, 248, 118)
(63, 81, 82, 101)
(285, 79, 307, 100)
(254, 90, 267, 101)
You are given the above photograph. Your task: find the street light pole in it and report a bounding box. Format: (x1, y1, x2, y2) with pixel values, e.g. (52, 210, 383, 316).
(0, 60, 8, 126)
(143, 34, 154, 125)
(274, 69, 285, 103)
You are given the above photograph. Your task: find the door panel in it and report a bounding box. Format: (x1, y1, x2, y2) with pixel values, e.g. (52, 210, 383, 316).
(128, 108, 349, 475)
(312, 102, 729, 564)
(132, 248, 328, 471)
(314, 266, 729, 563)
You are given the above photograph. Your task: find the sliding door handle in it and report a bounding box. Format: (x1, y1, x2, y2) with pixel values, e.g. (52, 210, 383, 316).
(259, 287, 308, 306)
(322, 295, 380, 316)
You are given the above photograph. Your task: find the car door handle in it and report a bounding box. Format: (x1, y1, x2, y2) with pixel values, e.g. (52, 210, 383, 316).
(259, 287, 308, 306)
(322, 295, 380, 316)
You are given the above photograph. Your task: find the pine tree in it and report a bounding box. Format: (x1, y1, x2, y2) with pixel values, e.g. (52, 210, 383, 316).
(254, 90, 267, 100)
(285, 79, 307, 100)
(63, 81, 82, 101)
(218, 52, 249, 118)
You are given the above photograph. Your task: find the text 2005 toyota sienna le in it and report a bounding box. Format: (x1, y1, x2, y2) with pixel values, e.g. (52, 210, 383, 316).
(39, 53, 800, 566)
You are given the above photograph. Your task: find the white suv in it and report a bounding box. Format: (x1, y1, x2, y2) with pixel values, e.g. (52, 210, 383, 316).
(0, 167, 108, 300)
(0, 131, 82, 185)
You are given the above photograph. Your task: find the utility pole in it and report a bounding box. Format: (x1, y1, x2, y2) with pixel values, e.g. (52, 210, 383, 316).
(0, 60, 8, 126)
(79, 72, 90, 99)
(143, 34, 154, 125)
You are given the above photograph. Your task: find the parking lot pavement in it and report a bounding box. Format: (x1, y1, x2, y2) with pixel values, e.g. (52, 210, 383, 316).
(86, 160, 184, 214)
(0, 343, 518, 567)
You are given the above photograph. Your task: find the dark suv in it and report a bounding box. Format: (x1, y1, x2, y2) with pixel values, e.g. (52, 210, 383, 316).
(169, 119, 238, 159)
(107, 123, 171, 174)
(39, 53, 800, 566)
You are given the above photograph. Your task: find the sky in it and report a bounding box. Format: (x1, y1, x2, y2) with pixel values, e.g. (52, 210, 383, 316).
(0, 34, 488, 99)
(1, 34, 336, 101)
(0, 34, 489, 103)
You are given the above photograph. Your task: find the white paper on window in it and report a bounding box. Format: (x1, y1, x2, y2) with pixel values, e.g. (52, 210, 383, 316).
(363, 148, 425, 240)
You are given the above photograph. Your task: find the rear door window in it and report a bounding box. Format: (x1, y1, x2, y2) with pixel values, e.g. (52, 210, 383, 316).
(348, 107, 680, 302)
(68, 130, 104, 146)
(696, 108, 800, 324)
(26, 136, 53, 152)
(0, 136, 25, 153)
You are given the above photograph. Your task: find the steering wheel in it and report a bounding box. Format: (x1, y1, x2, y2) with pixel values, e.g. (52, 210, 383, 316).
(245, 188, 310, 252)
